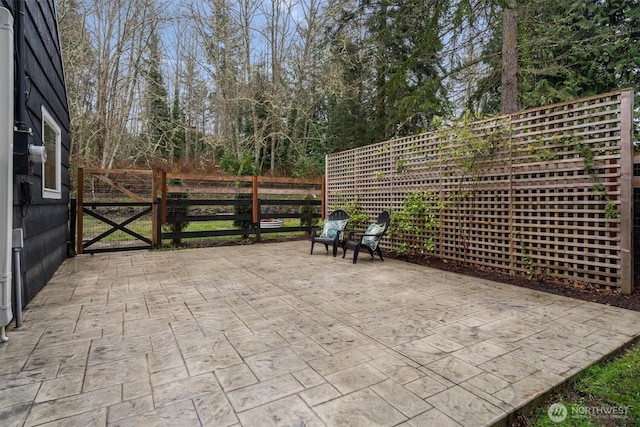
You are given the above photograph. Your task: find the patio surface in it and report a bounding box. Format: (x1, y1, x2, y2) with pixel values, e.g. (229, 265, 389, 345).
(2, 240, 640, 426)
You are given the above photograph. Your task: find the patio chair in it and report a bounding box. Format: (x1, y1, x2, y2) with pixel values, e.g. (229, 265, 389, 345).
(310, 209, 349, 257)
(342, 211, 390, 264)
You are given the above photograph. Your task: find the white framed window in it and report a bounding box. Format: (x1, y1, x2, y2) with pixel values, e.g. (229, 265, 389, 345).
(42, 106, 61, 199)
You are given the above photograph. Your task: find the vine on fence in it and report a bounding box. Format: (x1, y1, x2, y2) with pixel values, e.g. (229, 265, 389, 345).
(516, 230, 536, 280)
(332, 195, 370, 231)
(432, 111, 511, 177)
(390, 190, 443, 256)
(571, 138, 620, 223)
(430, 111, 512, 258)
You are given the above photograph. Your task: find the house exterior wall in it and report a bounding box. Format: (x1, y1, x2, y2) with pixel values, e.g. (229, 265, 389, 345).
(3, 0, 70, 305)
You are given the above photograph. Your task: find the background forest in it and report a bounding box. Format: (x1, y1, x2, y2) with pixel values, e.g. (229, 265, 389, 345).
(58, 0, 640, 177)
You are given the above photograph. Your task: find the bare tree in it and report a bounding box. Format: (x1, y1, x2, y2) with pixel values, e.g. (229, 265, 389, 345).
(57, 0, 96, 164)
(187, 1, 240, 156)
(501, 0, 519, 114)
(259, 0, 300, 173)
(63, 0, 528, 174)
(239, 0, 269, 168)
(83, 0, 165, 168)
(288, 0, 333, 166)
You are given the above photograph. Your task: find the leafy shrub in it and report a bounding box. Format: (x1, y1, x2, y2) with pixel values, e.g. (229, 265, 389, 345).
(332, 196, 370, 231)
(300, 194, 320, 230)
(219, 152, 259, 237)
(164, 178, 189, 245)
(390, 190, 443, 256)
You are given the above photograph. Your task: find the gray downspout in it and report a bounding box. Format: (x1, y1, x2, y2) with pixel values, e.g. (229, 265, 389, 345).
(0, 7, 14, 342)
(12, 229, 23, 328)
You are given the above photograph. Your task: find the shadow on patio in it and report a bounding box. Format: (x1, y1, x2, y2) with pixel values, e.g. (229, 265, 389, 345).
(2, 240, 640, 426)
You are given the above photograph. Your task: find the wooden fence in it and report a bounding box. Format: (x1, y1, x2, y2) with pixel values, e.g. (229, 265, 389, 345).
(160, 172, 323, 242)
(326, 89, 635, 292)
(75, 168, 323, 253)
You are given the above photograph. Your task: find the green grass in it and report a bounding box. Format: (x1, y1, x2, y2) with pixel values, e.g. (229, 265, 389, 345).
(81, 214, 309, 246)
(523, 341, 640, 426)
(83, 216, 307, 237)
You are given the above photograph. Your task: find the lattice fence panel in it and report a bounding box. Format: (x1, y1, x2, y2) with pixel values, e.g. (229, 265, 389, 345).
(326, 90, 634, 289)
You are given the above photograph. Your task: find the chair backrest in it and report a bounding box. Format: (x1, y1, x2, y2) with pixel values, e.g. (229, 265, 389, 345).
(376, 211, 390, 233)
(328, 209, 349, 221)
(318, 209, 349, 239)
(361, 211, 390, 250)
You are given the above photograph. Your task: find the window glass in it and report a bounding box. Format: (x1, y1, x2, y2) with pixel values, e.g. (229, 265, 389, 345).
(42, 107, 61, 199)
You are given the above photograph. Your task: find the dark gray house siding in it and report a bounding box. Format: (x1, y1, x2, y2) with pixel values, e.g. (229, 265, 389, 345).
(4, 0, 70, 304)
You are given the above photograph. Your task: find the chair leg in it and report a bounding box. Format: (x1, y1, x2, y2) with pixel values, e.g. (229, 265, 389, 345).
(324, 244, 329, 253)
(332, 238, 339, 257)
(352, 243, 361, 264)
(342, 245, 348, 258)
(376, 247, 384, 261)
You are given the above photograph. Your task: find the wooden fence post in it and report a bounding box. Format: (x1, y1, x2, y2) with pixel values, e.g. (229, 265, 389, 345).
(620, 89, 634, 294)
(252, 176, 260, 241)
(508, 127, 515, 276)
(69, 198, 76, 256)
(161, 171, 167, 225)
(151, 170, 158, 248)
(252, 176, 259, 224)
(155, 197, 162, 249)
(321, 178, 326, 220)
(151, 169, 161, 249)
(76, 167, 84, 254)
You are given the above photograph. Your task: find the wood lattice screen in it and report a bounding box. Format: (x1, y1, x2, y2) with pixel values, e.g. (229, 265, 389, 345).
(326, 89, 634, 292)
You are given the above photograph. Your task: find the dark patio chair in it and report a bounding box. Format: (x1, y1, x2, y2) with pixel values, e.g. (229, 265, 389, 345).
(310, 209, 349, 257)
(342, 211, 390, 264)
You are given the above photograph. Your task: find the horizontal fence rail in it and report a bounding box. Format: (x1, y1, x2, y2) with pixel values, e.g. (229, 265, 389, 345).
(326, 89, 634, 292)
(160, 172, 323, 244)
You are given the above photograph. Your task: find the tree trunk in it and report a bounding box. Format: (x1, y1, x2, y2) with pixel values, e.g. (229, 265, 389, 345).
(501, 0, 518, 114)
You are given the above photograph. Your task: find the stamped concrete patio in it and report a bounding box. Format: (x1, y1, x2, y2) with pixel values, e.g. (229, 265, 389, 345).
(2, 240, 640, 426)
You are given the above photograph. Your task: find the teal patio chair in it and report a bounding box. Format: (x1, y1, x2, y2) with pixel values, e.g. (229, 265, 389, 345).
(310, 209, 349, 257)
(342, 211, 390, 263)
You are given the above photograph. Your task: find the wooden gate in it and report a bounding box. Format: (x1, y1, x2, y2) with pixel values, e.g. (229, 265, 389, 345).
(76, 168, 159, 254)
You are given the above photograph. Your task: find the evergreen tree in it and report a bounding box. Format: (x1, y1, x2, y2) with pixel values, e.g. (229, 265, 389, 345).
(377, 0, 450, 136)
(325, 0, 449, 148)
(143, 31, 172, 159)
(325, 37, 375, 149)
(171, 87, 185, 160)
(472, 0, 640, 113)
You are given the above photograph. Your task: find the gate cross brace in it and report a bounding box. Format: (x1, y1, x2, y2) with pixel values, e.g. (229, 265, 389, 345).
(82, 206, 152, 249)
